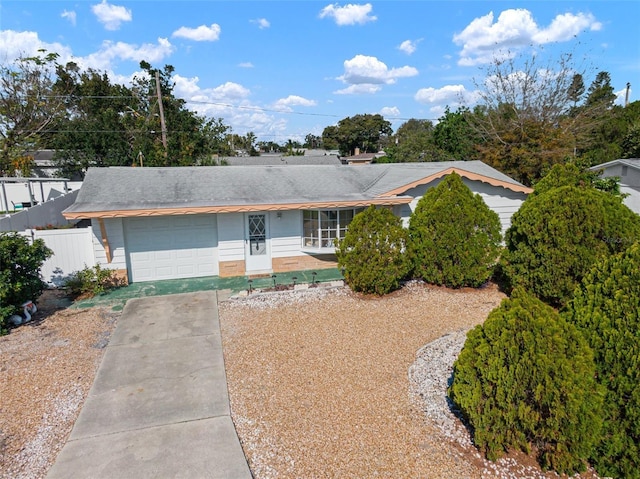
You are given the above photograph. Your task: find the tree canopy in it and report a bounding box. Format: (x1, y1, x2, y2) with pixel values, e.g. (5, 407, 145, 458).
(322, 114, 392, 157)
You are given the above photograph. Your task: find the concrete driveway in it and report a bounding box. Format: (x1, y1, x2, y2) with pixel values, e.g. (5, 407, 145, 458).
(46, 291, 252, 479)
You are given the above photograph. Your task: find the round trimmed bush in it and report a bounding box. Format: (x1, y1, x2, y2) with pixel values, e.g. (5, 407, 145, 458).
(408, 172, 502, 288)
(449, 289, 603, 474)
(0, 232, 52, 333)
(500, 185, 640, 306)
(565, 242, 640, 479)
(335, 205, 410, 295)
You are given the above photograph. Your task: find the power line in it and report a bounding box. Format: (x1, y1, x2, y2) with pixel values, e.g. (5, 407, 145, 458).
(12, 93, 435, 122)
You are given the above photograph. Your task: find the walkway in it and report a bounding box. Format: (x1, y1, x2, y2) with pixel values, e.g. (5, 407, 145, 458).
(46, 290, 252, 479)
(74, 267, 343, 311)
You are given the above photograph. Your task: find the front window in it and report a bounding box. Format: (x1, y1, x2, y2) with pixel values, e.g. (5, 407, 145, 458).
(303, 208, 361, 248)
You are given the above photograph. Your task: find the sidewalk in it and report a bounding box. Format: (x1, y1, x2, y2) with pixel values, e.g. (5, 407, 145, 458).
(46, 291, 252, 479)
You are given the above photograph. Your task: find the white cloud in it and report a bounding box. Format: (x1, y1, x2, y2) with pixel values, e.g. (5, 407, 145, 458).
(337, 54, 418, 92)
(319, 3, 377, 26)
(533, 12, 602, 43)
(61, 10, 77, 26)
(380, 106, 400, 117)
(0, 30, 73, 63)
(251, 18, 270, 29)
(172, 24, 221, 42)
(81, 38, 174, 71)
(172, 75, 286, 138)
(174, 76, 251, 104)
(398, 39, 419, 55)
(334, 84, 382, 95)
(414, 84, 480, 111)
(453, 9, 602, 66)
(91, 0, 132, 31)
(238, 62, 254, 68)
(272, 95, 317, 112)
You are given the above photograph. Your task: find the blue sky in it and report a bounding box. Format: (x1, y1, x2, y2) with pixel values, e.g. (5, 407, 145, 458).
(1, 1, 638, 144)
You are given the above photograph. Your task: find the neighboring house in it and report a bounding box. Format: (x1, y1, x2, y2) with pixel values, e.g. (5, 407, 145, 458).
(62, 161, 531, 283)
(589, 158, 640, 214)
(340, 148, 385, 165)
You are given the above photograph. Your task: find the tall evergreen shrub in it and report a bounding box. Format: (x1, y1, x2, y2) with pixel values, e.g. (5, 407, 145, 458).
(408, 172, 502, 288)
(335, 205, 409, 295)
(500, 185, 640, 306)
(565, 242, 640, 479)
(449, 289, 604, 474)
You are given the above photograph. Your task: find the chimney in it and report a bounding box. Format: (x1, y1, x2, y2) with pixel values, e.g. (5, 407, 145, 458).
(354, 147, 360, 156)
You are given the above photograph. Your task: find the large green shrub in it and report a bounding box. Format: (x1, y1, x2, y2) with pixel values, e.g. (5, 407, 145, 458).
(408, 172, 502, 288)
(335, 205, 410, 295)
(500, 185, 640, 306)
(449, 289, 603, 474)
(0, 232, 52, 333)
(565, 242, 640, 479)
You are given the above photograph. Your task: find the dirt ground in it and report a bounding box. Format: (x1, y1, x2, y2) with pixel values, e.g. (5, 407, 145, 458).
(1, 283, 601, 478)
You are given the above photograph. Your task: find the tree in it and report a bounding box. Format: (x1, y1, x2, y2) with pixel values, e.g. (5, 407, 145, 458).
(567, 73, 585, 109)
(384, 118, 450, 163)
(321, 114, 392, 156)
(500, 184, 640, 307)
(408, 172, 502, 288)
(585, 71, 616, 110)
(565, 242, 640, 478)
(466, 50, 611, 185)
(47, 60, 230, 174)
(335, 206, 410, 295)
(0, 232, 52, 333)
(304, 133, 322, 149)
(48, 62, 136, 176)
(449, 289, 603, 474)
(622, 120, 640, 158)
(432, 107, 479, 160)
(0, 51, 70, 176)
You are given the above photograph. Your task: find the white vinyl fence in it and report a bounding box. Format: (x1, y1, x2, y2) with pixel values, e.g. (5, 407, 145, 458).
(0, 190, 79, 232)
(20, 228, 96, 287)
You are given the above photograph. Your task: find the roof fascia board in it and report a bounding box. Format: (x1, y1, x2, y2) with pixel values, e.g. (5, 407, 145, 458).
(63, 197, 412, 220)
(380, 167, 533, 196)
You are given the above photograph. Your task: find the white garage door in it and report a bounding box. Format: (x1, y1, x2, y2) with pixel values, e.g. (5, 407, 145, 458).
(124, 215, 218, 282)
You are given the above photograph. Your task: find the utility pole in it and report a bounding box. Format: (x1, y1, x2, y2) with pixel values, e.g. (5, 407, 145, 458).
(155, 71, 168, 163)
(625, 82, 631, 107)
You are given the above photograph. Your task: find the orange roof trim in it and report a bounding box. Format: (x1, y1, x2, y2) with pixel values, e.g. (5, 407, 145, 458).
(63, 197, 412, 220)
(380, 167, 533, 196)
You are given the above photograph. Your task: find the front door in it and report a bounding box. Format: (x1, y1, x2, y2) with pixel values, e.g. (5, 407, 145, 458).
(245, 213, 271, 272)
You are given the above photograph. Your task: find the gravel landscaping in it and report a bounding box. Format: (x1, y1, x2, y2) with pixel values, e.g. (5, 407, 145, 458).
(2, 282, 603, 478)
(219, 282, 601, 479)
(0, 291, 118, 479)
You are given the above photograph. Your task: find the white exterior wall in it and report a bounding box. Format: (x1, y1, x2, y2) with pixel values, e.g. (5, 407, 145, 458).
(270, 210, 305, 258)
(217, 213, 245, 262)
(621, 185, 640, 215)
(90, 218, 127, 271)
(598, 163, 640, 215)
(400, 178, 527, 233)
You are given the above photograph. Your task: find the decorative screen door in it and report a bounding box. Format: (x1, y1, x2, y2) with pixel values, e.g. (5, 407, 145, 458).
(245, 213, 271, 271)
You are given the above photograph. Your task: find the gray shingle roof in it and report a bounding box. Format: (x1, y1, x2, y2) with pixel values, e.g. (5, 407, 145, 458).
(64, 161, 528, 216)
(222, 155, 342, 166)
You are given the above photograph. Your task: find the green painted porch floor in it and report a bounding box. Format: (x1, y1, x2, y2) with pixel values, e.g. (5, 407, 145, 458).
(72, 268, 344, 311)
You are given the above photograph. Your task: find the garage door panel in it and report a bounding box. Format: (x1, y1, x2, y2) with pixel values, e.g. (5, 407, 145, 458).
(124, 215, 218, 282)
